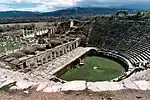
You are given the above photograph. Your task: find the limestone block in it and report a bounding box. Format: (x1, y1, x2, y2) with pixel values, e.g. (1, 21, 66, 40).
(43, 85, 62, 92)
(10, 86, 21, 90)
(87, 82, 124, 92)
(122, 80, 139, 89)
(0, 76, 7, 84)
(47, 81, 58, 87)
(61, 81, 86, 91)
(0, 79, 15, 88)
(134, 80, 150, 90)
(36, 82, 49, 91)
(16, 80, 37, 90)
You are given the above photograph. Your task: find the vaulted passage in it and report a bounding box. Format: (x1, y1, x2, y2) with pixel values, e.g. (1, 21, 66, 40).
(60, 56, 125, 82)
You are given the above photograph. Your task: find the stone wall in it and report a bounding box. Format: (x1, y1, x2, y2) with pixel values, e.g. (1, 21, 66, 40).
(23, 26, 57, 38)
(20, 38, 81, 70)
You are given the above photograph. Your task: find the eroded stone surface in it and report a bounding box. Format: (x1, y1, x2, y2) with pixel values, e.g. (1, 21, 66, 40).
(61, 81, 86, 91)
(36, 82, 49, 91)
(134, 80, 150, 90)
(87, 82, 125, 92)
(125, 69, 150, 81)
(0, 79, 15, 88)
(43, 85, 62, 92)
(16, 80, 37, 90)
(122, 80, 139, 89)
(10, 86, 21, 90)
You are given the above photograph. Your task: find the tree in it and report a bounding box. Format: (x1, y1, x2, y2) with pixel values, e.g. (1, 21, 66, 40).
(136, 11, 141, 17)
(135, 11, 142, 20)
(116, 11, 120, 16)
(115, 10, 128, 17)
(123, 10, 128, 16)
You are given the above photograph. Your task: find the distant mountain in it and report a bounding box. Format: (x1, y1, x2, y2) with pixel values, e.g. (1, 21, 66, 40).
(41, 7, 136, 17)
(0, 7, 136, 18)
(116, 4, 150, 11)
(0, 11, 40, 18)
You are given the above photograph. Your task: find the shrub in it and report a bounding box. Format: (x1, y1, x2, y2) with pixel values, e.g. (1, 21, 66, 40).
(21, 47, 36, 55)
(51, 40, 62, 47)
(9, 50, 26, 58)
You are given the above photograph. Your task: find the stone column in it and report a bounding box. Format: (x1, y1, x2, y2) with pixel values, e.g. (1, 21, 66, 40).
(54, 51, 57, 58)
(50, 51, 53, 60)
(52, 28, 54, 33)
(22, 29, 25, 37)
(41, 56, 44, 65)
(20, 65, 24, 70)
(51, 28, 54, 34)
(54, 27, 57, 33)
(58, 50, 60, 57)
(24, 30, 26, 37)
(76, 41, 79, 47)
(70, 20, 74, 28)
(41, 29, 43, 35)
(45, 54, 48, 63)
(39, 30, 41, 35)
(48, 29, 50, 38)
(74, 43, 76, 48)
(50, 28, 52, 34)
(26, 61, 30, 69)
(43, 29, 45, 34)
(30, 58, 34, 68)
(72, 43, 75, 49)
(34, 58, 38, 68)
(65, 47, 68, 53)
(34, 28, 36, 36)
(53, 27, 55, 34)
(62, 48, 65, 55)
(70, 44, 73, 51)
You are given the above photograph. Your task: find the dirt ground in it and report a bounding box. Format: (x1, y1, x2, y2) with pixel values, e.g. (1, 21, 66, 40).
(0, 89, 150, 100)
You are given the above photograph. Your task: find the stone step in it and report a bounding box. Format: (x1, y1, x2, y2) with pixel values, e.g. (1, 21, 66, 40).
(87, 82, 124, 92)
(122, 80, 139, 89)
(133, 80, 150, 90)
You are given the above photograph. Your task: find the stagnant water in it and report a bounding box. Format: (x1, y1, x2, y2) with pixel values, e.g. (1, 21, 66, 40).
(60, 56, 125, 82)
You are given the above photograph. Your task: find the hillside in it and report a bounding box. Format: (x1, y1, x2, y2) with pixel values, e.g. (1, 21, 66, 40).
(0, 11, 40, 18)
(41, 7, 135, 17)
(0, 7, 136, 18)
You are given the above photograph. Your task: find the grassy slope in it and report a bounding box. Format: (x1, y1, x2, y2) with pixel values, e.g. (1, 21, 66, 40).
(60, 56, 125, 82)
(0, 40, 21, 52)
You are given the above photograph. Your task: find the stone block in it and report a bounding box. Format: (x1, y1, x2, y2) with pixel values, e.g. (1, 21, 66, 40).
(43, 85, 62, 92)
(0, 79, 15, 88)
(134, 80, 150, 90)
(87, 82, 124, 92)
(122, 80, 139, 89)
(10, 86, 21, 90)
(36, 81, 49, 91)
(16, 80, 37, 90)
(61, 80, 86, 91)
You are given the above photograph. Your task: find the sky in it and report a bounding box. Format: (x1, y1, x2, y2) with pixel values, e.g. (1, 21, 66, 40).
(0, 0, 150, 12)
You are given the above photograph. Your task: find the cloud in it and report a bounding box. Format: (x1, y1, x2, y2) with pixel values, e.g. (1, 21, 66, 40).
(0, 0, 82, 12)
(0, 0, 150, 12)
(0, 4, 13, 11)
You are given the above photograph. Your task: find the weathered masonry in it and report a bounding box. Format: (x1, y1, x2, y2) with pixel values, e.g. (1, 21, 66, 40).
(22, 26, 57, 38)
(0, 38, 81, 71)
